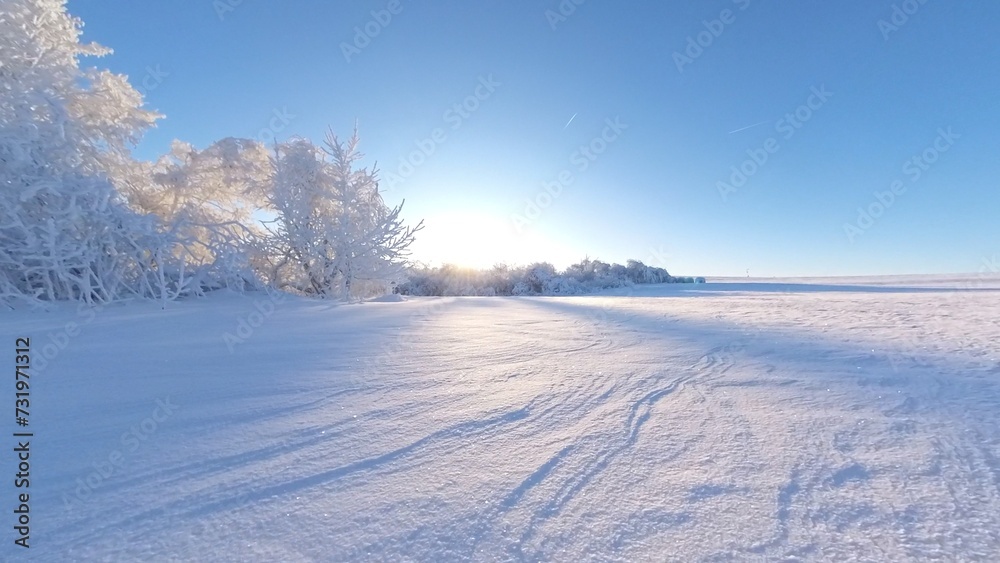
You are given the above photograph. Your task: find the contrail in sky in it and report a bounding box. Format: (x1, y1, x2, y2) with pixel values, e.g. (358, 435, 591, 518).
(727, 120, 770, 134)
(563, 113, 578, 129)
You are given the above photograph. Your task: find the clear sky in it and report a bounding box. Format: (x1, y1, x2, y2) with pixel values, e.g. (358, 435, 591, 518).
(70, 0, 1000, 276)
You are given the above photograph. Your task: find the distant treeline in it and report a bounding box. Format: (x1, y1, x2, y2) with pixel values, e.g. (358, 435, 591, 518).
(395, 258, 700, 296)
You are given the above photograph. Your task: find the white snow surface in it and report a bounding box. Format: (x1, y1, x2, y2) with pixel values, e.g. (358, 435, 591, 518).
(3, 275, 1000, 561)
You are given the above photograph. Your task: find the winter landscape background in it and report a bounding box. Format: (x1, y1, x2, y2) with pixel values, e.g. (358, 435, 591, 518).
(3, 0, 1000, 561)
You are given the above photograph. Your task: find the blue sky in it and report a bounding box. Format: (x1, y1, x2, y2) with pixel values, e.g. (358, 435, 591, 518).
(71, 0, 1000, 276)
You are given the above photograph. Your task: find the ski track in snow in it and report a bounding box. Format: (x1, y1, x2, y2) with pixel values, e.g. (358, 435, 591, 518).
(2, 276, 1000, 561)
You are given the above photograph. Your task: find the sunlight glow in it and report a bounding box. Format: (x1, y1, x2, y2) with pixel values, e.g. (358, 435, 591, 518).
(410, 213, 576, 269)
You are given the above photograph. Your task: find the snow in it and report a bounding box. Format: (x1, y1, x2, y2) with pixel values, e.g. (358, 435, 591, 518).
(367, 293, 407, 303)
(3, 275, 1000, 560)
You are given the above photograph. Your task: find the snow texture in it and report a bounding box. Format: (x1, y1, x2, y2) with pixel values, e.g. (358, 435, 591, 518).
(3, 275, 1000, 561)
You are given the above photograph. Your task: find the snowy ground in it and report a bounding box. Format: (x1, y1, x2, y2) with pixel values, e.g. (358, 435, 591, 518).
(3, 275, 1000, 561)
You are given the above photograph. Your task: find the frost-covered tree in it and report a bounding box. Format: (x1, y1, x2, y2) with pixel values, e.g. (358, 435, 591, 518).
(146, 138, 270, 240)
(264, 130, 422, 299)
(262, 138, 332, 294)
(515, 262, 558, 295)
(625, 260, 671, 284)
(321, 130, 417, 297)
(143, 137, 271, 290)
(0, 0, 183, 303)
(565, 257, 596, 283)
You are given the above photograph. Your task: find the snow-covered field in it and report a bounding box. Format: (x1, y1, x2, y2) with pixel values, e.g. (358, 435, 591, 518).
(4, 275, 1000, 561)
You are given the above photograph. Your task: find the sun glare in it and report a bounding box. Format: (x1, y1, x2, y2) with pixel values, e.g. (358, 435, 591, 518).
(412, 213, 569, 270)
